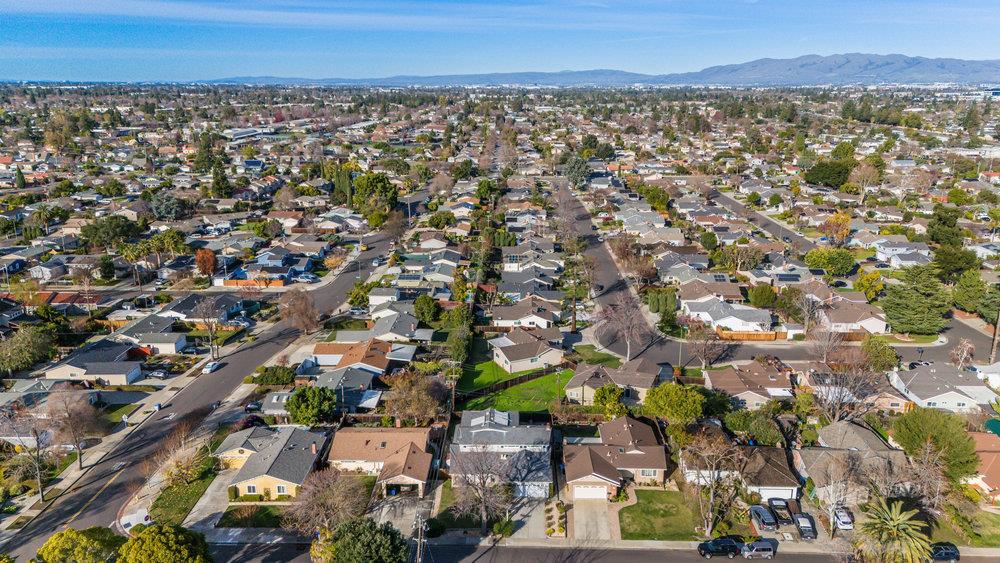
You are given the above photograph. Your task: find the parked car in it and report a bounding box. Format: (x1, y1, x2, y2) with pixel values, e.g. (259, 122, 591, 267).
(348, 307, 367, 316)
(202, 361, 221, 374)
(697, 537, 741, 559)
(741, 541, 775, 560)
(295, 274, 319, 283)
(928, 543, 960, 562)
(148, 370, 168, 379)
(244, 401, 262, 413)
(749, 505, 778, 532)
(833, 507, 854, 531)
(794, 513, 817, 540)
(230, 317, 252, 329)
(875, 262, 890, 269)
(767, 498, 793, 526)
(782, 236, 792, 243)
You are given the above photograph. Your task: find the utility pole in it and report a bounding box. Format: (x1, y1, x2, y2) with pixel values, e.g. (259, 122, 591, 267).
(991, 306, 1000, 365)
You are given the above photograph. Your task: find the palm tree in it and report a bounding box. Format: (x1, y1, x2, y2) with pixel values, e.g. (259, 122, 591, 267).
(855, 495, 931, 563)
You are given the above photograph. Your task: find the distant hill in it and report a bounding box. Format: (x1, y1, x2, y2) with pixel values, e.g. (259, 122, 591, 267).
(205, 53, 1000, 87)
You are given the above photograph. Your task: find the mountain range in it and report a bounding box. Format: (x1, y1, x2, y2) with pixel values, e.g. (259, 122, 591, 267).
(205, 53, 1000, 87)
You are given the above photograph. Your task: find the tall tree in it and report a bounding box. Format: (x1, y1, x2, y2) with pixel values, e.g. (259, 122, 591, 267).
(891, 407, 978, 482)
(118, 524, 211, 563)
(598, 292, 646, 361)
(683, 431, 745, 538)
(284, 468, 368, 535)
(686, 320, 726, 369)
(37, 526, 126, 563)
(451, 448, 513, 535)
(280, 288, 319, 333)
(644, 383, 705, 426)
(47, 390, 108, 470)
(881, 265, 950, 335)
(855, 496, 931, 563)
(310, 518, 407, 563)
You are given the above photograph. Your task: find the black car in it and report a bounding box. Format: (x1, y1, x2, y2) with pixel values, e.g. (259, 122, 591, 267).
(767, 498, 793, 526)
(929, 543, 960, 562)
(697, 538, 741, 559)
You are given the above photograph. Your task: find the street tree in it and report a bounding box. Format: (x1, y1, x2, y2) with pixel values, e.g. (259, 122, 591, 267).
(310, 518, 407, 563)
(37, 526, 126, 563)
(686, 320, 726, 369)
(118, 524, 211, 563)
(285, 468, 368, 534)
(47, 390, 108, 470)
(683, 431, 745, 538)
(451, 448, 513, 535)
(280, 288, 319, 333)
(192, 296, 224, 360)
(598, 292, 647, 362)
(810, 329, 844, 364)
(861, 335, 898, 372)
(561, 235, 595, 332)
(950, 338, 975, 370)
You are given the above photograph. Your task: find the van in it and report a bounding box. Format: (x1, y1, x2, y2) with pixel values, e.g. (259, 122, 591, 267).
(749, 505, 778, 532)
(741, 541, 774, 560)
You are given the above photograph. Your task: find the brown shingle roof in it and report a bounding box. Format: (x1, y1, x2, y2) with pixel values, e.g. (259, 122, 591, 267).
(329, 427, 431, 464)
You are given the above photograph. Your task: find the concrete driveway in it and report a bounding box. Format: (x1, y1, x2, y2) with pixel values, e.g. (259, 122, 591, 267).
(571, 500, 611, 540)
(510, 499, 547, 539)
(369, 493, 433, 536)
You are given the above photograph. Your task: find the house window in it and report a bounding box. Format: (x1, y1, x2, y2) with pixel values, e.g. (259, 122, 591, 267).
(640, 469, 657, 477)
(927, 402, 937, 407)
(246, 485, 257, 494)
(530, 357, 538, 363)
(276, 485, 287, 495)
(957, 402, 966, 407)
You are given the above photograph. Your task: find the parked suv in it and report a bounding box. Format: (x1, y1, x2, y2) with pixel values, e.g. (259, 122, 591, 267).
(749, 505, 778, 532)
(697, 537, 741, 559)
(794, 513, 817, 540)
(741, 541, 775, 560)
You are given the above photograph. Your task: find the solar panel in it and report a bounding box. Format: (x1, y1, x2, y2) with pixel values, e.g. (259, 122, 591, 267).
(776, 274, 800, 282)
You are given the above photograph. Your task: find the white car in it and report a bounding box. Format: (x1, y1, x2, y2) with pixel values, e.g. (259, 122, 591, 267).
(148, 370, 168, 379)
(295, 274, 319, 283)
(834, 507, 854, 530)
(201, 361, 221, 374)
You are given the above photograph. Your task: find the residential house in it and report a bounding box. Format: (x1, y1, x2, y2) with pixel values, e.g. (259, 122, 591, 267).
(564, 358, 666, 406)
(449, 409, 553, 498)
(328, 427, 434, 497)
(563, 416, 669, 501)
(890, 364, 1000, 413)
(964, 432, 1000, 502)
(45, 339, 143, 385)
(216, 426, 327, 499)
(705, 359, 794, 411)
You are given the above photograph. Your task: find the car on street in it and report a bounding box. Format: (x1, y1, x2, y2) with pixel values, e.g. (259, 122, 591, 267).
(202, 361, 221, 374)
(749, 505, 778, 532)
(767, 498, 793, 526)
(794, 513, 817, 540)
(908, 360, 932, 369)
(697, 537, 741, 559)
(741, 541, 775, 560)
(834, 507, 854, 530)
(348, 307, 367, 316)
(294, 273, 320, 283)
(148, 370, 168, 379)
(782, 236, 792, 243)
(928, 543, 960, 562)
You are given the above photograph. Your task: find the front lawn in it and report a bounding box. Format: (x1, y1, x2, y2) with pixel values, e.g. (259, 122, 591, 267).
(572, 345, 621, 368)
(103, 403, 139, 424)
(432, 479, 487, 530)
(461, 369, 573, 412)
(325, 318, 369, 341)
(931, 508, 1000, 547)
(619, 490, 698, 541)
(217, 505, 285, 528)
(149, 455, 218, 526)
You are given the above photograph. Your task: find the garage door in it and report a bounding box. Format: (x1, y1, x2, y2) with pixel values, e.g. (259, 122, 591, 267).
(514, 482, 549, 498)
(756, 487, 796, 500)
(573, 485, 607, 500)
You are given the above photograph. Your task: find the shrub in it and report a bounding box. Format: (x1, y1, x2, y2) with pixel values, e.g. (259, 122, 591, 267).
(227, 487, 238, 501)
(491, 518, 514, 537)
(556, 525, 565, 535)
(237, 494, 263, 502)
(426, 518, 446, 538)
(545, 528, 554, 537)
(253, 366, 295, 385)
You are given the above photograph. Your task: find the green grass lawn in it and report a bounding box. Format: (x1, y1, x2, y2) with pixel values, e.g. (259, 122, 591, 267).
(852, 248, 876, 261)
(217, 505, 285, 528)
(618, 490, 698, 541)
(461, 369, 573, 412)
(53, 451, 79, 476)
(573, 345, 621, 368)
(881, 334, 939, 344)
(103, 403, 138, 424)
(931, 509, 1000, 547)
(149, 455, 218, 526)
(457, 338, 526, 391)
(432, 480, 486, 529)
(557, 424, 600, 438)
(325, 318, 369, 341)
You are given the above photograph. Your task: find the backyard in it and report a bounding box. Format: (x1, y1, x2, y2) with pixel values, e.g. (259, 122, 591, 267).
(461, 369, 574, 412)
(457, 338, 527, 391)
(618, 490, 698, 541)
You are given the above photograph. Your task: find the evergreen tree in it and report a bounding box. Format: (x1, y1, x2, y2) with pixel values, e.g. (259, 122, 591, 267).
(881, 265, 950, 335)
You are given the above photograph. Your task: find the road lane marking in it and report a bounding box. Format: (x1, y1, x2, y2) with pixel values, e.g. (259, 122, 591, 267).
(63, 466, 126, 528)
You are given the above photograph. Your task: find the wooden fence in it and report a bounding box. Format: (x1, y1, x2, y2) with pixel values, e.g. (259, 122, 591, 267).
(715, 328, 787, 341)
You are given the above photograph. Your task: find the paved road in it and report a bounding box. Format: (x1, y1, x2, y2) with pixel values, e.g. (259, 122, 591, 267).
(558, 181, 992, 369)
(2, 233, 393, 560)
(713, 191, 817, 253)
(428, 545, 841, 562)
(211, 542, 311, 562)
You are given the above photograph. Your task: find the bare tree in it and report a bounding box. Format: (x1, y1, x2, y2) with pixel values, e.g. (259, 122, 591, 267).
(72, 264, 96, 310)
(273, 186, 297, 210)
(450, 448, 513, 535)
(561, 235, 594, 333)
(810, 329, 844, 364)
(795, 292, 822, 335)
(280, 288, 319, 333)
(683, 431, 744, 538)
(285, 468, 368, 534)
(0, 407, 54, 501)
(811, 357, 881, 423)
(192, 296, 224, 360)
(906, 442, 948, 513)
(950, 338, 975, 370)
(382, 210, 407, 245)
(431, 173, 454, 199)
(47, 390, 108, 470)
(818, 452, 863, 539)
(599, 292, 647, 361)
(687, 320, 726, 369)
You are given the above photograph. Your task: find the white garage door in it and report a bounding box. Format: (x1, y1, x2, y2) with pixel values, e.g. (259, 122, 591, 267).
(756, 487, 796, 500)
(574, 485, 607, 500)
(514, 482, 549, 498)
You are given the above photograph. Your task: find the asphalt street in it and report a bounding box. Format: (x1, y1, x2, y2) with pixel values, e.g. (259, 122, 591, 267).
(558, 182, 992, 369)
(713, 191, 817, 252)
(2, 233, 393, 560)
(426, 545, 841, 563)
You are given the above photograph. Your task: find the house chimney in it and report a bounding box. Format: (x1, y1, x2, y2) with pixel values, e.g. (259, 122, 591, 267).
(310, 441, 317, 455)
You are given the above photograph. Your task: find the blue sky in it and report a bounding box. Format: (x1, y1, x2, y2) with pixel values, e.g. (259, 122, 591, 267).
(3, 0, 1000, 82)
